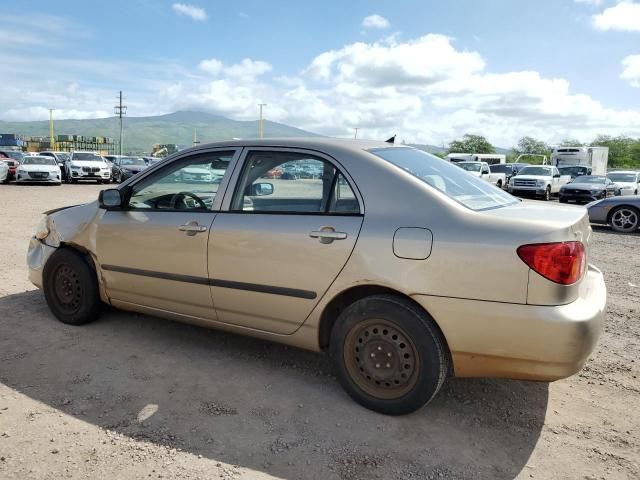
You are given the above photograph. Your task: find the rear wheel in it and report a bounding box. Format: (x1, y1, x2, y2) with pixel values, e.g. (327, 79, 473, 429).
(43, 249, 102, 325)
(330, 295, 449, 415)
(609, 206, 639, 233)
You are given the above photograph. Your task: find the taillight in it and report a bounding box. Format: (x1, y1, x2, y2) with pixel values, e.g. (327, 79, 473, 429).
(517, 241, 586, 285)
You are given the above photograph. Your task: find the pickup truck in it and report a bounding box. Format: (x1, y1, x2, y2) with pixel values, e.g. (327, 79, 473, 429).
(508, 165, 571, 201)
(456, 161, 506, 188)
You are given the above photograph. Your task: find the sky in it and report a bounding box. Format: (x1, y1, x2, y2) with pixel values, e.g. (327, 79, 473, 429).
(0, 0, 639, 147)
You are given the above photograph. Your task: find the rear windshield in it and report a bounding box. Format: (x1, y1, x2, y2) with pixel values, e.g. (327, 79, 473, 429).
(573, 176, 606, 184)
(489, 164, 513, 174)
(370, 147, 518, 211)
(120, 157, 146, 166)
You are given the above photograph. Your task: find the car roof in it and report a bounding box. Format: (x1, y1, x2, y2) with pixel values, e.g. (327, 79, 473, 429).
(607, 170, 637, 174)
(175, 137, 404, 156)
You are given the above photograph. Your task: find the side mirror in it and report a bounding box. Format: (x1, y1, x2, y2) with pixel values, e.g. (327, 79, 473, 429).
(481, 169, 490, 175)
(248, 182, 274, 196)
(553, 174, 561, 178)
(99, 189, 123, 209)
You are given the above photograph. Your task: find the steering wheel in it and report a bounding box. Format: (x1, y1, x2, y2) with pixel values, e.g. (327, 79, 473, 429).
(169, 191, 208, 210)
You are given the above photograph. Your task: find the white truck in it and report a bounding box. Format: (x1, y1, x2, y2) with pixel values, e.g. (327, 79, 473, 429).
(456, 161, 507, 188)
(508, 165, 571, 201)
(551, 146, 608, 176)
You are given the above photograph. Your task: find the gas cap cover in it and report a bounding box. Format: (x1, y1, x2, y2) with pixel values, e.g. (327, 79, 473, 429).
(393, 228, 433, 260)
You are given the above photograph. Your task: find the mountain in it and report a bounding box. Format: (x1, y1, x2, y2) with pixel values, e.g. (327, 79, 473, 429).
(0, 111, 319, 153)
(409, 143, 513, 156)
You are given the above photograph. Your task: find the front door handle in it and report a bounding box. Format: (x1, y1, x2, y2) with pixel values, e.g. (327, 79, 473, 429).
(310, 227, 348, 244)
(179, 222, 208, 236)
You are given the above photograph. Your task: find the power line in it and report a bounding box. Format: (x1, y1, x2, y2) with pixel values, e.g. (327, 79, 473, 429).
(114, 91, 127, 155)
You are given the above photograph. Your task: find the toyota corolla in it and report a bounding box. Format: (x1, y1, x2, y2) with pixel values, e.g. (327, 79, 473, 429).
(27, 139, 606, 415)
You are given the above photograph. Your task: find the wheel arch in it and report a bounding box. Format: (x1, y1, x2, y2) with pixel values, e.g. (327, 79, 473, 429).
(317, 285, 451, 359)
(607, 204, 640, 225)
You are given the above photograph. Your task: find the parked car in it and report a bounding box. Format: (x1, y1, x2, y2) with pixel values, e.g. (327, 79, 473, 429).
(606, 171, 640, 196)
(66, 151, 112, 183)
(27, 139, 605, 415)
(559, 175, 620, 204)
(15, 156, 62, 185)
(456, 161, 506, 188)
(0, 150, 24, 180)
(487, 162, 529, 189)
(110, 156, 148, 183)
(586, 196, 640, 233)
(508, 165, 569, 200)
(0, 158, 8, 183)
(557, 165, 591, 180)
(39, 151, 71, 181)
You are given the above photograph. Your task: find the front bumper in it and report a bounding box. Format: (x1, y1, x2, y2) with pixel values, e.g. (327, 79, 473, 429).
(508, 186, 547, 196)
(70, 170, 110, 180)
(412, 265, 606, 381)
(16, 174, 62, 184)
(560, 190, 606, 203)
(27, 237, 57, 288)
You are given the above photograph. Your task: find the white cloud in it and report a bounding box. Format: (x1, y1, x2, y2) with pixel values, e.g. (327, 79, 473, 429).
(574, 0, 603, 5)
(171, 3, 207, 22)
(592, 1, 640, 31)
(362, 14, 390, 29)
(198, 58, 272, 79)
(621, 54, 640, 87)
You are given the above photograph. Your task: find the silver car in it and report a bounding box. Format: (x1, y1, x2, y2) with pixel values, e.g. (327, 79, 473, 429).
(27, 139, 606, 415)
(587, 195, 640, 232)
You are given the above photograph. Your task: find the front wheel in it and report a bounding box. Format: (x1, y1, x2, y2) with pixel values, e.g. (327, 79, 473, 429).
(43, 249, 102, 325)
(542, 186, 551, 201)
(330, 295, 449, 415)
(609, 206, 640, 233)
(496, 180, 502, 189)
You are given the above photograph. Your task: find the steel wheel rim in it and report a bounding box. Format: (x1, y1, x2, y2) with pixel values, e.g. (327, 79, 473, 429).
(344, 319, 420, 400)
(612, 208, 638, 232)
(53, 264, 82, 313)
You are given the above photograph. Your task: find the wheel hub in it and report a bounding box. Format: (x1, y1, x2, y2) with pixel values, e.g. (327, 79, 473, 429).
(345, 320, 419, 399)
(53, 265, 82, 312)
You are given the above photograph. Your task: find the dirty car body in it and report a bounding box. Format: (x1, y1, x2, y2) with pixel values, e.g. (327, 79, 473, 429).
(27, 138, 606, 415)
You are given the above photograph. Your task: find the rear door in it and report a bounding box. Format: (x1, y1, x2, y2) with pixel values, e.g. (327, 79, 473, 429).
(208, 148, 364, 334)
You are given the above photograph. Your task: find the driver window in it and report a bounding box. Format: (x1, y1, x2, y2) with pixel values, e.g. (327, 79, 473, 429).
(128, 151, 233, 210)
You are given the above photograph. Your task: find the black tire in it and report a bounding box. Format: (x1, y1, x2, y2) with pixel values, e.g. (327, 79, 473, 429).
(559, 198, 568, 203)
(330, 294, 449, 415)
(71, 178, 78, 184)
(42, 248, 102, 325)
(542, 186, 551, 201)
(496, 180, 502, 189)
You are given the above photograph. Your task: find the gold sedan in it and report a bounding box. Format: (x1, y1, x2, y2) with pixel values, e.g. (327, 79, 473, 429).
(27, 138, 606, 415)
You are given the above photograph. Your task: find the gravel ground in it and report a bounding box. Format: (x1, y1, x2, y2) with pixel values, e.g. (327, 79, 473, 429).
(0, 184, 638, 480)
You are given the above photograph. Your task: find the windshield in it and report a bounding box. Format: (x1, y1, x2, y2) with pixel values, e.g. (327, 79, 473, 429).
(72, 152, 102, 161)
(558, 166, 587, 176)
(457, 162, 482, 172)
(489, 164, 512, 174)
(607, 173, 637, 182)
(371, 148, 518, 211)
(573, 175, 606, 184)
(120, 157, 146, 166)
(22, 157, 58, 166)
(1, 151, 24, 160)
(518, 166, 553, 176)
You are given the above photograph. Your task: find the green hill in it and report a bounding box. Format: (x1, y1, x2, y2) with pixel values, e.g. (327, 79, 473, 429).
(0, 111, 319, 153)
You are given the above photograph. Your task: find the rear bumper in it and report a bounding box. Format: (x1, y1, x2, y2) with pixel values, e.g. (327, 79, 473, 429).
(412, 265, 606, 381)
(560, 191, 605, 203)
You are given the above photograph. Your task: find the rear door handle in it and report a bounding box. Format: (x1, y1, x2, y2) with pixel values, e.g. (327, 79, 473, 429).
(179, 222, 208, 236)
(310, 228, 347, 244)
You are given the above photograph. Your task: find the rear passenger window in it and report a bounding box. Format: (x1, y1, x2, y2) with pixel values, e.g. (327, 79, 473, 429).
(231, 151, 360, 214)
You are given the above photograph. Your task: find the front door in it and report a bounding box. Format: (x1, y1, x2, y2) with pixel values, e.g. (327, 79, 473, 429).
(208, 149, 363, 334)
(96, 149, 238, 319)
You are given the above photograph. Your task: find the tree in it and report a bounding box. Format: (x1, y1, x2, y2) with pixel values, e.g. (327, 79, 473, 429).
(591, 134, 634, 168)
(447, 134, 495, 154)
(513, 136, 549, 155)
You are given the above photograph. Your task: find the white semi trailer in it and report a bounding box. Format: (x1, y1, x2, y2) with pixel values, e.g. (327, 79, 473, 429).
(551, 146, 609, 176)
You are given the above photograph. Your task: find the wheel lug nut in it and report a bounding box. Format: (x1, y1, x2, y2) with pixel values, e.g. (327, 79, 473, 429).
(387, 353, 392, 357)
(370, 353, 375, 358)
(375, 363, 380, 368)
(377, 346, 382, 351)
(386, 363, 391, 368)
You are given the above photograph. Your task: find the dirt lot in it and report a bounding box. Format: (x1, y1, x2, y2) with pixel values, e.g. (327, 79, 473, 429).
(0, 184, 638, 480)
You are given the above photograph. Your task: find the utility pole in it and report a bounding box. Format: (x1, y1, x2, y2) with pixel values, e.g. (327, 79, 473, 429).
(353, 127, 359, 139)
(193, 128, 200, 147)
(49, 109, 56, 150)
(114, 91, 127, 155)
(258, 103, 267, 138)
